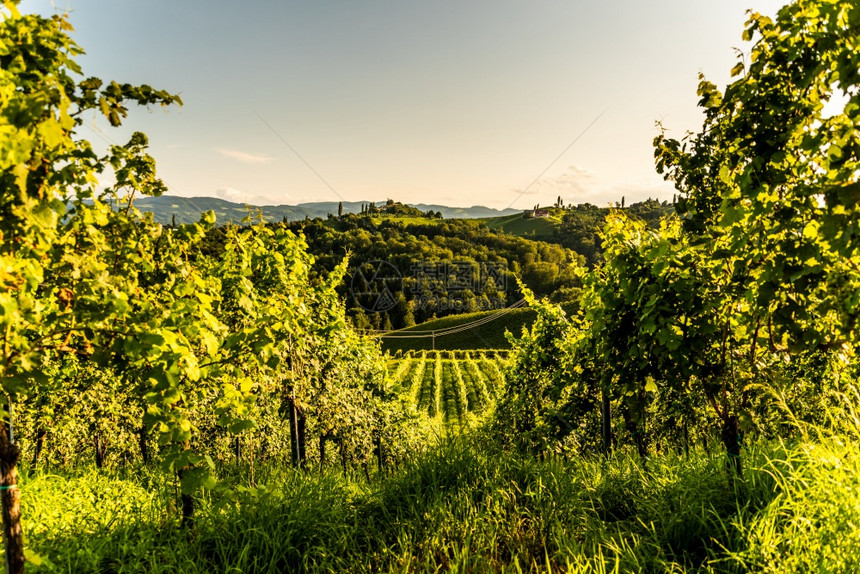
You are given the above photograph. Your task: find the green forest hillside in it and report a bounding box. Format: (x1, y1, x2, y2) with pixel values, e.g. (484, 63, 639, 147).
(285, 214, 584, 329)
(483, 200, 674, 265)
(193, 199, 673, 332)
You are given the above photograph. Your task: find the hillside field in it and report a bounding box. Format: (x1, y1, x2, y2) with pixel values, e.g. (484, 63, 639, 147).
(379, 302, 577, 352)
(387, 351, 508, 429)
(482, 210, 562, 239)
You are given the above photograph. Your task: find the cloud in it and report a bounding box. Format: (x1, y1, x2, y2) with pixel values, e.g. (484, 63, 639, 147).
(215, 186, 247, 201)
(508, 164, 597, 205)
(216, 148, 275, 164)
(215, 186, 290, 205)
(508, 165, 675, 209)
(534, 164, 597, 195)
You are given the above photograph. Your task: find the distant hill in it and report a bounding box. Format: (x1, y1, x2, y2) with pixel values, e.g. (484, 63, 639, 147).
(412, 204, 524, 219)
(482, 208, 564, 240)
(130, 195, 521, 225)
(481, 201, 675, 266)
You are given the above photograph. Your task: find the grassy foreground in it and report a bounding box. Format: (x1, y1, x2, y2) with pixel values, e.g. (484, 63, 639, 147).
(10, 421, 860, 573)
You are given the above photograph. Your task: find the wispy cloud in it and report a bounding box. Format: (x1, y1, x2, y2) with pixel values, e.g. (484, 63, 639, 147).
(216, 148, 275, 164)
(514, 165, 673, 207)
(215, 186, 290, 205)
(511, 164, 596, 201)
(535, 165, 596, 193)
(215, 186, 246, 201)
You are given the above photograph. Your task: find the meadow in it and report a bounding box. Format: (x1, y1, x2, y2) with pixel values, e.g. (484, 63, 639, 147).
(13, 345, 855, 573)
(16, 408, 860, 573)
(379, 303, 578, 353)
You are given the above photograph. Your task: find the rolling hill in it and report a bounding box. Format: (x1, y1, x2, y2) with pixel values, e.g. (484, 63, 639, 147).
(482, 209, 564, 240)
(129, 195, 521, 225)
(378, 301, 577, 353)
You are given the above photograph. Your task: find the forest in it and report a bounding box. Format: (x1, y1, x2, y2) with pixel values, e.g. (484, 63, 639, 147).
(285, 213, 582, 328)
(229, 198, 670, 330)
(1, 0, 859, 572)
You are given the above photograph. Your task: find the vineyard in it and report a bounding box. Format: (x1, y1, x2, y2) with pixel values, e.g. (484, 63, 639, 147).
(2, 1, 860, 572)
(386, 351, 507, 427)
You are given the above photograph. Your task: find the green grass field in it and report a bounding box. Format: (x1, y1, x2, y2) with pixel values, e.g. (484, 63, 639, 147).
(380, 308, 535, 352)
(380, 303, 576, 353)
(482, 210, 563, 239)
(16, 427, 860, 572)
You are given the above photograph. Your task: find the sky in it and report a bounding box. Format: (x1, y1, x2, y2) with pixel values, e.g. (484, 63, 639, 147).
(20, 0, 788, 209)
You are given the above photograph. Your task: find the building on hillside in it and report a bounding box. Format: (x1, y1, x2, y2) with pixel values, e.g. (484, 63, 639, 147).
(522, 209, 550, 219)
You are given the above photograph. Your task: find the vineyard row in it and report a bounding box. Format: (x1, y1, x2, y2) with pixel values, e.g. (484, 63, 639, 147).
(387, 352, 507, 428)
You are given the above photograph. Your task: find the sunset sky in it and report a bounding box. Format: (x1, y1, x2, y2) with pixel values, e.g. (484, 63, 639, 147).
(21, 0, 786, 209)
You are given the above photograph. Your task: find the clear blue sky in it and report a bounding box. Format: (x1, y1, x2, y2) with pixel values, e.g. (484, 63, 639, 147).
(21, 0, 786, 208)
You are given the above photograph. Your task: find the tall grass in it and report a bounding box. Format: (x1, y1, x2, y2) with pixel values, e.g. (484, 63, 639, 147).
(727, 387, 860, 573)
(14, 392, 860, 572)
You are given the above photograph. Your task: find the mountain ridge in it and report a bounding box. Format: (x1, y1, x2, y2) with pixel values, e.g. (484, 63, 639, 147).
(131, 195, 522, 224)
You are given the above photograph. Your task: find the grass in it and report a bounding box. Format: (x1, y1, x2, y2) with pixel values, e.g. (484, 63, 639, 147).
(381, 303, 578, 353)
(15, 388, 860, 572)
(380, 307, 538, 352)
(481, 211, 563, 240)
(15, 427, 860, 573)
(464, 354, 494, 405)
(417, 358, 436, 416)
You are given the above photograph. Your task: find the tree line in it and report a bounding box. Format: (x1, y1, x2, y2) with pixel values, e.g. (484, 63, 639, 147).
(257, 215, 584, 330)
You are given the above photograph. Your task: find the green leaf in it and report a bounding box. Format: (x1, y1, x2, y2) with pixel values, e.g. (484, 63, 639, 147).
(227, 419, 257, 433)
(802, 221, 820, 239)
(644, 377, 658, 393)
(24, 549, 44, 566)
